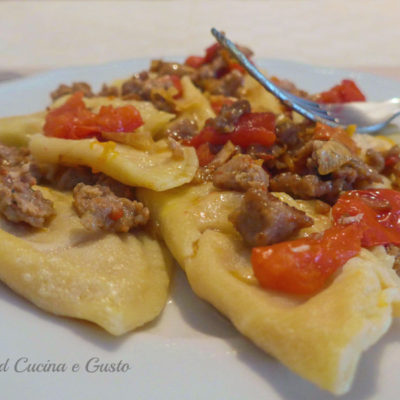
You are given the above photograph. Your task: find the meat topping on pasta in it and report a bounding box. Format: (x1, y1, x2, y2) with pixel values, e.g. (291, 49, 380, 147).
(73, 183, 149, 233)
(229, 188, 313, 246)
(4, 38, 400, 295)
(208, 99, 250, 133)
(213, 154, 269, 192)
(0, 143, 55, 228)
(121, 71, 182, 112)
(51, 81, 94, 101)
(165, 118, 198, 142)
(0, 143, 150, 233)
(37, 165, 136, 199)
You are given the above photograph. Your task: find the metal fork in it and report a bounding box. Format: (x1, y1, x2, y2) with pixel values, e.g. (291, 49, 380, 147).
(211, 28, 400, 134)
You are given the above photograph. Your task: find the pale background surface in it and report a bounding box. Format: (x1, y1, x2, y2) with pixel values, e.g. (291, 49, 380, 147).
(1, 3, 400, 400)
(1, 0, 400, 81)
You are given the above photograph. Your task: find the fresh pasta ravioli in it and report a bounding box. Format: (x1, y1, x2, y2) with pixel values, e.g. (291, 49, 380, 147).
(0, 72, 200, 334)
(132, 43, 400, 394)
(0, 186, 172, 335)
(138, 183, 400, 394)
(2, 36, 400, 396)
(0, 95, 198, 191)
(0, 112, 45, 146)
(29, 135, 197, 191)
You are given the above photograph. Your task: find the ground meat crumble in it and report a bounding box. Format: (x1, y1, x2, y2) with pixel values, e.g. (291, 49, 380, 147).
(0, 144, 150, 233)
(0, 144, 55, 228)
(230, 188, 313, 247)
(213, 154, 269, 192)
(73, 183, 149, 233)
(51, 82, 94, 101)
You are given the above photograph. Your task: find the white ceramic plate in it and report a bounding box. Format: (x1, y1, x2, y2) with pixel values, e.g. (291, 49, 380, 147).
(0, 59, 400, 400)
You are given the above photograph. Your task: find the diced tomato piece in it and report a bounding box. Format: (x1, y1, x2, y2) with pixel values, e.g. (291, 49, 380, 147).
(109, 208, 124, 221)
(95, 105, 143, 133)
(196, 143, 215, 166)
(253, 188, 400, 296)
(227, 61, 245, 74)
(333, 189, 400, 247)
(43, 92, 94, 139)
(190, 112, 276, 149)
(44, 92, 143, 140)
(317, 79, 366, 104)
(184, 41, 249, 77)
(252, 225, 362, 295)
(313, 122, 359, 154)
(385, 154, 400, 168)
(204, 43, 220, 63)
(190, 125, 219, 148)
(184, 43, 220, 69)
(185, 55, 205, 68)
(232, 113, 276, 147)
(169, 75, 183, 98)
(210, 96, 236, 114)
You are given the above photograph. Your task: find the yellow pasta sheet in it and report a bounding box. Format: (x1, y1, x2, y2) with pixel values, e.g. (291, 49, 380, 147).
(138, 183, 400, 394)
(0, 187, 173, 335)
(29, 135, 198, 191)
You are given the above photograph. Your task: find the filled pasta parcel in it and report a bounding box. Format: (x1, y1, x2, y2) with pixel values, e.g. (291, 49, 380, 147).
(0, 65, 211, 334)
(139, 41, 400, 394)
(2, 37, 400, 395)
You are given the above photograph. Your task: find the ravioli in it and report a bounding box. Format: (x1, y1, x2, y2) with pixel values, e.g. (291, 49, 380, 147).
(0, 96, 174, 147)
(2, 41, 400, 395)
(0, 186, 173, 335)
(0, 112, 45, 146)
(174, 76, 216, 130)
(29, 135, 198, 191)
(242, 74, 284, 114)
(138, 183, 400, 394)
(0, 94, 199, 191)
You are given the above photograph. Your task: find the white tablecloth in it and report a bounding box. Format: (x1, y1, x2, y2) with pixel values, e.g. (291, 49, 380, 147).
(1, 0, 400, 79)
